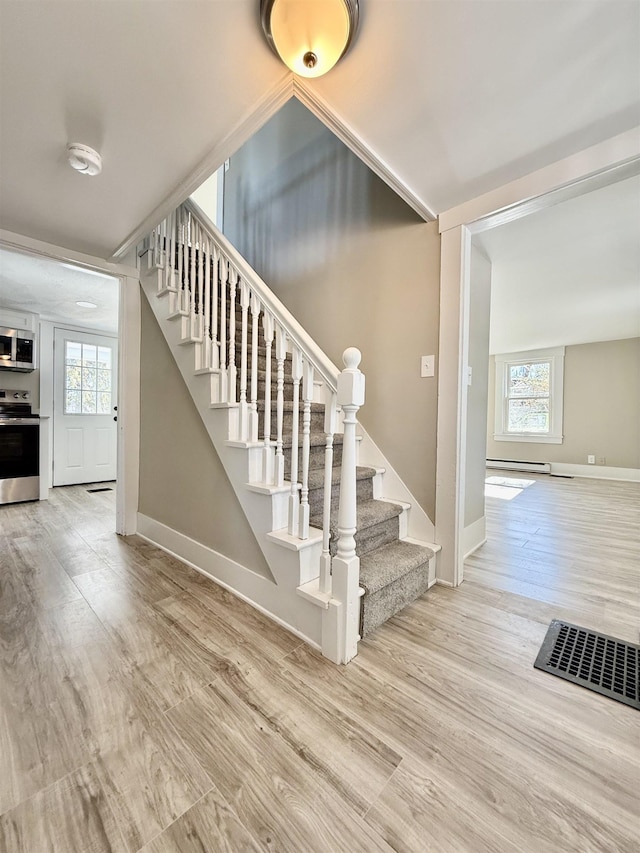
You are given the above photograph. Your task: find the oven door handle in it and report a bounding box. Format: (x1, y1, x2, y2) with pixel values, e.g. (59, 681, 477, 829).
(0, 419, 40, 426)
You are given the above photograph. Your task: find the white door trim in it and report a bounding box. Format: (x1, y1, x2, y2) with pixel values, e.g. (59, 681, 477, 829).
(0, 229, 140, 536)
(435, 130, 640, 587)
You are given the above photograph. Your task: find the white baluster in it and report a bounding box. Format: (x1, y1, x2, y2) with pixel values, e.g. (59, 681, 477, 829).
(160, 214, 168, 292)
(262, 312, 275, 484)
(274, 325, 287, 487)
(211, 246, 219, 369)
(150, 224, 158, 267)
(219, 255, 227, 400)
(250, 292, 260, 444)
(239, 279, 250, 441)
(203, 235, 211, 367)
(177, 208, 185, 311)
(228, 265, 237, 405)
(299, 360, 314, 540)
(288, 347, 303, 537)
(189, 217, 197, 335)
(320, 391, 338, 594)
(165, 209, 175, 291)
(333, 348, 365, 663)
(160, 217, 167, 270)
(197, 223, 204, 339)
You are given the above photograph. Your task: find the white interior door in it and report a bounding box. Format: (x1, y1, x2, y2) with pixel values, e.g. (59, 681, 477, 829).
(53, 328, 118, 486)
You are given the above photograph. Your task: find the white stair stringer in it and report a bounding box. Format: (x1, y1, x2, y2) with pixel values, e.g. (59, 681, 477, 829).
(140, 268, 325, 649)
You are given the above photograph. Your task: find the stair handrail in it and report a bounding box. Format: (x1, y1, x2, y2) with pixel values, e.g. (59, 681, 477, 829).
(183, 199, 340, 392)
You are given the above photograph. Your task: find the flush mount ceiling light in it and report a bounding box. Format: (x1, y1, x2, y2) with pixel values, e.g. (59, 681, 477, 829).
(261, 0, 359, 78)
(76, 300, 98, 309)
(67, 143, 102, 176)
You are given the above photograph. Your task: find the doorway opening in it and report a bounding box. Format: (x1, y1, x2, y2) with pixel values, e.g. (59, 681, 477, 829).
(0, 245, 123, 531)
(435, 133, 640, 589)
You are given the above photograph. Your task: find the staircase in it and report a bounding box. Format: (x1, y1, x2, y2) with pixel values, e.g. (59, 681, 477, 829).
(139, 199, 440, 662)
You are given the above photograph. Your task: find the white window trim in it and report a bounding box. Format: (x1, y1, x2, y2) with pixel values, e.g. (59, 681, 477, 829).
(494, 346, 565, 444)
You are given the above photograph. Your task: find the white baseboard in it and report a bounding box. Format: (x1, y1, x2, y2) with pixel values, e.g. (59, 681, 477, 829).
(136, 513, 321, 651)
(463, 515, 487, 559)
(550, 463, 640, 482)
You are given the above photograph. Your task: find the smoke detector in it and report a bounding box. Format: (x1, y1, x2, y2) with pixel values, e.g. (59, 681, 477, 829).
(67, 143, 102, 176)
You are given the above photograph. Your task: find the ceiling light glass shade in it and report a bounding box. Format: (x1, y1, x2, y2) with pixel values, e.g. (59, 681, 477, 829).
(261, 0, 359, 78)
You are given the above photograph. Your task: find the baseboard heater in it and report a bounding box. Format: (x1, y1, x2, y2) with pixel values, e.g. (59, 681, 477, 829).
(487, 458, 551, 474)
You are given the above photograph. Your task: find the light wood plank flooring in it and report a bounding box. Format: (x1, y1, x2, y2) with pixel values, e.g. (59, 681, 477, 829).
(0, 476, 638, 852)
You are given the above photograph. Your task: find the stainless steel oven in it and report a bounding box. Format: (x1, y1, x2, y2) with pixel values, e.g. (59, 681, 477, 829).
(0, 389, 39, 504)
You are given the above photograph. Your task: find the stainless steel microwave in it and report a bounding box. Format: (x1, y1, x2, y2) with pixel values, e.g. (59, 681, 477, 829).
(0, 327, 36, 372)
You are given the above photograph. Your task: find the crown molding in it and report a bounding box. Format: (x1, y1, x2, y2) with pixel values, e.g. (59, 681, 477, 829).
(292, 79, 436, 222)
(110, 74, 294, 261)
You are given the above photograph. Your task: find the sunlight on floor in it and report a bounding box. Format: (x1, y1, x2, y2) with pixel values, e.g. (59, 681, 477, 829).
(485, 475, 536, 500)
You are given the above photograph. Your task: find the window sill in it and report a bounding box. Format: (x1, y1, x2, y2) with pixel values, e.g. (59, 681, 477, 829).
(494, 433, 563, 445)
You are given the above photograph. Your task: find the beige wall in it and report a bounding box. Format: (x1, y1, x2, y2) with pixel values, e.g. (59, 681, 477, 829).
(224, 100, 441, 518)
(465, 246, 492, 527)
(138, 295, 272, 577)
(487, 337, 640, 469)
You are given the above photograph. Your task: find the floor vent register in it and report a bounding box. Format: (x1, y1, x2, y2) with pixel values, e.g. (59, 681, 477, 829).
(534, 619, 639, 710)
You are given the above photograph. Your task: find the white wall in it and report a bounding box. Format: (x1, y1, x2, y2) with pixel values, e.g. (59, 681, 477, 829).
(190, 167, 224, 229)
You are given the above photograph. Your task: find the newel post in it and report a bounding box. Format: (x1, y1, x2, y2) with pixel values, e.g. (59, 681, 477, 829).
(332, 347, 365, 664)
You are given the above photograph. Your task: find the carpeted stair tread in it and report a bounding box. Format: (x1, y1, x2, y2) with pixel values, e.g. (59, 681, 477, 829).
(359, 540, 436, 596)
(307, 465, 376, 490)
(310, 498, 402, 535)
(282, 431, 343, 450)
(256, 369, 295, 384)
(257, 400, 326, 414)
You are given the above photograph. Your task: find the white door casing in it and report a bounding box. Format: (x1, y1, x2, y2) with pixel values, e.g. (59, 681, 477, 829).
(53, 327, 118, 486)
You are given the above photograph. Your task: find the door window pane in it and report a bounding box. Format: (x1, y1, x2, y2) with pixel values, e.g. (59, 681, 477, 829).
(65, 341, 82, 365)
(66, 365, 82, 389)
(97, 347, 111, 369)
(82, 391, 97, 414)
(82, 344, 97, 367)
(97, 392, 111, 414)
(66, 390, 81, 414)
(97, 369, 110, 391)
(82, 367, 97, 390)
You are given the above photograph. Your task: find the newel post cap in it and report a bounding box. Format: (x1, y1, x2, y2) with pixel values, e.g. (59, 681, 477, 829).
(337, 347, 365, 407)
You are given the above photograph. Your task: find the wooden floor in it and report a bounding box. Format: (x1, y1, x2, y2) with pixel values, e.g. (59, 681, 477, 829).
(1, 475, 638, 852)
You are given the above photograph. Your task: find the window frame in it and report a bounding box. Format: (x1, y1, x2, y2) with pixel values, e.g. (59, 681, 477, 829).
(63, 339, 113, 416)
(494, 346, 565, 444)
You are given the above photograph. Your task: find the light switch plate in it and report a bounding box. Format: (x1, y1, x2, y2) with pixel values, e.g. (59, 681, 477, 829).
(421, 355, 435, 377)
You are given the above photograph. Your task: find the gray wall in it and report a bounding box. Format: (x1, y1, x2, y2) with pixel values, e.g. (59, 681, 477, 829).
(138, 295, 272, 578)
(224, 99, 441, 518)
(487, 337, 640, 469)
(464, 246, 492, 527)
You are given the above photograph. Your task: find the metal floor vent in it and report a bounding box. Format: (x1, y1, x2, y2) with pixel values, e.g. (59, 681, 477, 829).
(86, 487, 113, 493)
(534, 620, 639, 710)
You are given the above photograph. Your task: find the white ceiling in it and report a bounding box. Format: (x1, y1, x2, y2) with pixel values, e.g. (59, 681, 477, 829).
(0, 248, 119, 334)
(476, 174, 640, 354)
(1, 1, 638, 259)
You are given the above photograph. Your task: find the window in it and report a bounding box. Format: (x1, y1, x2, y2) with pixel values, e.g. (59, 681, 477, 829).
(494, 347, 565, 443)
(64, 340, 113, 414)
